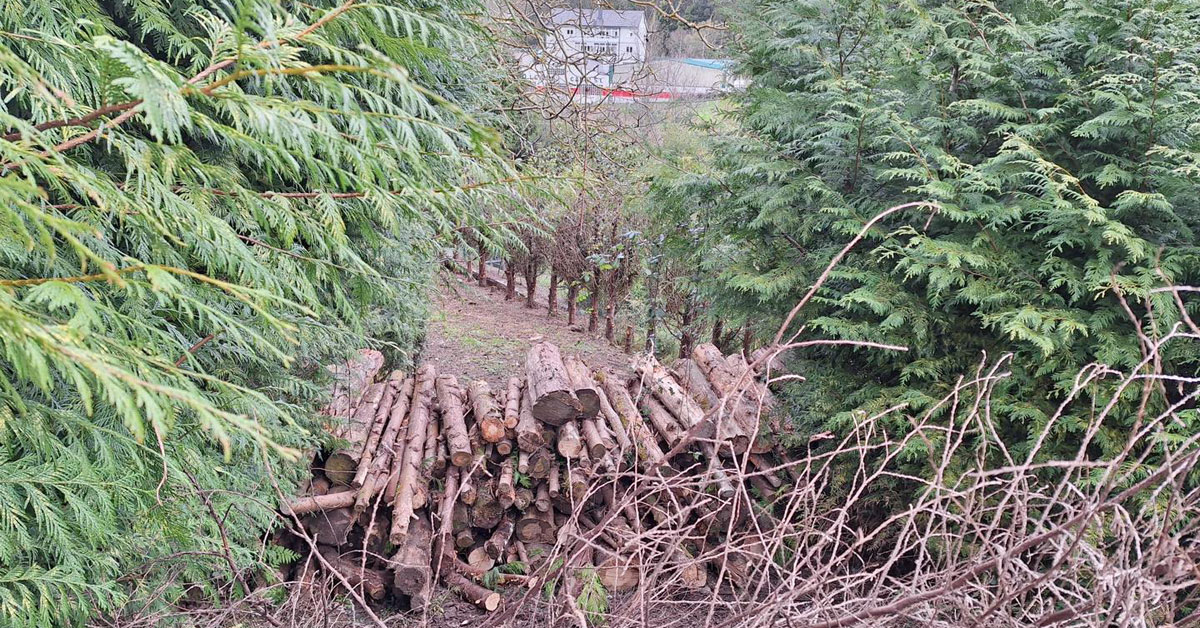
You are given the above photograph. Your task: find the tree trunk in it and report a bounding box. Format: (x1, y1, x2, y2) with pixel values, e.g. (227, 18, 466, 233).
(526, 447, 553, 479)
(485, 516, 515, 559)
(566, 283, 579, 325)
(556, 420, 583, 459)
(623, 326, 633, 353)
(548, 273, 559, 317)
(357, 374, 414, 513)
(497, 456, 516, 509)
(594, 383, 633, 452)
(324, 381, 390, 486)
(286, 490, 356, 516)
(634, 353, 747, 454)
(742, 325, 753, 357)
(588, 277, 603, 333)
(711, 318, 724, 351)
(351, 371, 405, 490)
(469, 475, 504, 529)
(440, 563, 500, 611)
(476, 242, 487, 287)
(306, 503, 355, 546)
(523, 259, 539, 309)
(504, 262, 517, 300)
(679, 299, 696, 360)
(604, 283, 617, 341)
(382, 378, 419, 505)
(516, 386, 546, 451)
(318, 546, 388, 600)
(525, 342, 582, 425)
(580, 417, 609, 460)
(320, 349, 384, 419)
(640, 395, 685, 448)
(645, 239, 663, 353)
(503, 377, 522, 429)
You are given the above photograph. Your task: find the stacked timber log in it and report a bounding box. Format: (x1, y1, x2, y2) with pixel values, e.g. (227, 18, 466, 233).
(278, 341, 786, 618)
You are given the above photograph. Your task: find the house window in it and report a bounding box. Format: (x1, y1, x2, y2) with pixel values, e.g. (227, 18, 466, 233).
(626, 46, 633, 52)
(566, 29, 574, 34)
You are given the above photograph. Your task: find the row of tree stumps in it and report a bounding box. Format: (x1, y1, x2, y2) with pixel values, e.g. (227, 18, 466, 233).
(279, 341, 789, 620)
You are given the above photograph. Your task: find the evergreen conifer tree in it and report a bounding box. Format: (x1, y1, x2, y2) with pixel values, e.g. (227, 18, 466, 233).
(0, 0, 524, 624)
(649, 0, 1200, 509)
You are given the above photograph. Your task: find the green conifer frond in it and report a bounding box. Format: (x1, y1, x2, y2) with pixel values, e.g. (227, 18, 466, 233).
(0, 0, 529, 624)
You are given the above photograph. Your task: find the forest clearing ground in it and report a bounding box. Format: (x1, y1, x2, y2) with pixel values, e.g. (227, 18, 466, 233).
(422, 270, 633, 387)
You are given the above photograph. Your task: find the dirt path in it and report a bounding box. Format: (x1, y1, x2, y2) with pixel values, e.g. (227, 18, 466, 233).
(422, 271, 632, 387)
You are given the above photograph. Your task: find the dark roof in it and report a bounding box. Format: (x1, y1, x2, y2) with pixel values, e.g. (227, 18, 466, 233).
(548, 9, 646, 29)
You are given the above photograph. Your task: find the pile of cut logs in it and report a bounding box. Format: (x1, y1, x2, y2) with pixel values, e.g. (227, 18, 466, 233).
(278, 341, 788, 617)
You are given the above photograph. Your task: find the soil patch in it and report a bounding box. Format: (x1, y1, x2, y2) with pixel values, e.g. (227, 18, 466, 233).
(422, 272, 632, 388)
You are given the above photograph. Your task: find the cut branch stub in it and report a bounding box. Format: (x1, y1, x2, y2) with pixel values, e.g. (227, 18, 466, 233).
(525, 342, 582, 425)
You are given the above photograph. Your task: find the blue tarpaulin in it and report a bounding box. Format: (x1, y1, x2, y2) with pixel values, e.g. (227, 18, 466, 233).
(681, 58, 732, 70)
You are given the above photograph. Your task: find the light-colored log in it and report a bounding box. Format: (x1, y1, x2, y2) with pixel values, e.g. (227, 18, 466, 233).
(556, 420, 583, 459)
(485, 516, 515, 560)
(435, 375, 473, 467)
(594, 369, 665, 465)
(525, 342, 581, 425)
(635, 353, 748, 453)
(503, 377, 522, 429)
(389, 364, 436, 545)
(467, 380, 507, 443)
(320, 349, 385, 419)
(324, 381, 388, 485)
(286, 490, 355, 516)
(563, 354, 599, 419)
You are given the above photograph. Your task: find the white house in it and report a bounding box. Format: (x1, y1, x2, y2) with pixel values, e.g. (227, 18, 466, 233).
(534, 9, 648, 89)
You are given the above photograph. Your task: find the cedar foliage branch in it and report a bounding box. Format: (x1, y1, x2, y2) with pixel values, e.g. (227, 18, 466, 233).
(0, 0, 527, 624)
(649, 0, 1200, 512)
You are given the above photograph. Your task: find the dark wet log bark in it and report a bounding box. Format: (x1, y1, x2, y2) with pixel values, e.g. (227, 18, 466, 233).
(390, 516, 432, 606)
